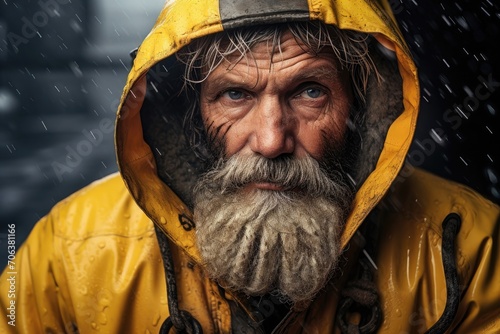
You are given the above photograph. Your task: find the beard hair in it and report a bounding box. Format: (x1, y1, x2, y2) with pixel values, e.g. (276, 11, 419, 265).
(193, 153, 355, 304)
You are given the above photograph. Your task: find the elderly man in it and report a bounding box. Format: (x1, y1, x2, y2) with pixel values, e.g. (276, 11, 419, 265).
(2, 0, 499, 333)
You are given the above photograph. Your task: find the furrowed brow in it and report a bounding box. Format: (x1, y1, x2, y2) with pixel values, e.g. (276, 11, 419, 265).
(293, 65, 339, 83)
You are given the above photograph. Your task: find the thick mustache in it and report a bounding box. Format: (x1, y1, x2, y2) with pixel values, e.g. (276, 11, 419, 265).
(199, 154, 348, 198)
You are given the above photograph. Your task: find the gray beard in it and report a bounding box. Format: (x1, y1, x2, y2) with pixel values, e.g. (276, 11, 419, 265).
(193, 154, 354, 304)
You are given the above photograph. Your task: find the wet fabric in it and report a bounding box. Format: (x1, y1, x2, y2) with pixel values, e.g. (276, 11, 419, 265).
(1, 0, 499, 333)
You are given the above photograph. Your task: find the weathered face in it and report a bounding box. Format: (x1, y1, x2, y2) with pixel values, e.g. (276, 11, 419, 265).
(200, 30, 352, 175)
(193, 30, 356, 304)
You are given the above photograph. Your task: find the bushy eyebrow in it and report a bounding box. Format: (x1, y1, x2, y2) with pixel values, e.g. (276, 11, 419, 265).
(290, 65, 340, 84)
(202, 61, 342, 95)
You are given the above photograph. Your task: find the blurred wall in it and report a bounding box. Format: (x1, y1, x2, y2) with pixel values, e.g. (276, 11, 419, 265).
(0, 0, 166, 268)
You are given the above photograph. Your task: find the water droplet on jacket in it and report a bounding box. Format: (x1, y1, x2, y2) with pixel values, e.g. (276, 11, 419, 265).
(91, 322, 98, 329)
(80, 286, 88, 295)
(152, 313, 161, 326)
(160, 217, 167, 225)
(124, 212, 131, 219)
(89, 255, 95, 262)
(431, 234, 439, 246)
(395, 308, 402, 317)
(98, 312, 108, 325)
(98, 241, 106, 249)
(458, 254, 465, 267)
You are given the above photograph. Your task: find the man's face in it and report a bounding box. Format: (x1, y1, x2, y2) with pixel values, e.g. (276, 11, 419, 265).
(200, 31, 352, 167)
(193, 30, 355, 305)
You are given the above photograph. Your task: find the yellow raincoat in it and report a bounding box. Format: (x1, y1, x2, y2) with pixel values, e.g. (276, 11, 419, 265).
(2, 0, 499, 333)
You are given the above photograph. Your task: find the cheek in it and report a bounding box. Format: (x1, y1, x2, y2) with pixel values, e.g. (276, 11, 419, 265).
(299, 108, 350, 159)
(201, 103, 244, 155)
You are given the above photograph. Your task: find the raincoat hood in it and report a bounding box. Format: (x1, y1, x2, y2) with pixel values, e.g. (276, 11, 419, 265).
(115, 0, 419, 262)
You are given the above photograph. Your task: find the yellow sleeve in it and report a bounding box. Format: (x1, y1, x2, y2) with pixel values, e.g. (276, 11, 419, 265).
(0, 210, 75, 333)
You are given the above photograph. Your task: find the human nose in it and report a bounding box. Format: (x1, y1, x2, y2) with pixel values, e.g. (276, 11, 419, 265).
(249, 97, 295, 158)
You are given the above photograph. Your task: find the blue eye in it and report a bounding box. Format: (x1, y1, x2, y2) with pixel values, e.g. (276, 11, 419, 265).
(304, 88, 323, 98)
(223, 90, 244, 100)
(296, 87, 325, 99)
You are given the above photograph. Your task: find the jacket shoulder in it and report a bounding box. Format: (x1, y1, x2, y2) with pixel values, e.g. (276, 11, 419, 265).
(383, 167, 499, 227)
(49, 172, 153, 240)
(376, 167, 500, 333)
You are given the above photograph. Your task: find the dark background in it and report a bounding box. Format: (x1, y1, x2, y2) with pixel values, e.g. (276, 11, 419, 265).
(1, 0, 499, 268)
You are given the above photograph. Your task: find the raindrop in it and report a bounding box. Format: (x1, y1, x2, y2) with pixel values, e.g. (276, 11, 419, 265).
(480, 6, 491, 17)
(491, 186, 500, 199)
(441, 15, 452, 26)
(459, 156, 468, 166)
(150, 82, 158, 93)
(429, 128, 445, 146)
(455, 106, 468, 120)
(485, 168, 498, 184)
(119, 59, 129, 71)
(70, 19, 83, 33)
(463, 86, 473, 97)
(456, 16, 469, 30)
(69, 62, 83, 78)
(0, 89, 18, 114)
(486, 126, 493, 134)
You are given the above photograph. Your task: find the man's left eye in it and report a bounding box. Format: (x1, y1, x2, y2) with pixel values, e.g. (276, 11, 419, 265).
(297, 88, 325, 99)
(221, 90, 245, 100)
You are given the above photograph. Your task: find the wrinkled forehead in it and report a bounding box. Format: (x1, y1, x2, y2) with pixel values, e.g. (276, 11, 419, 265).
(224, 29, 339, 64)
(208, 28, 344, 79)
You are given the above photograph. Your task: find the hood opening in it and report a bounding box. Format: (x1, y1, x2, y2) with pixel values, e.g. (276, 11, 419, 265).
(116, 0, 419, 256)
(139, 36, 403, 210)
